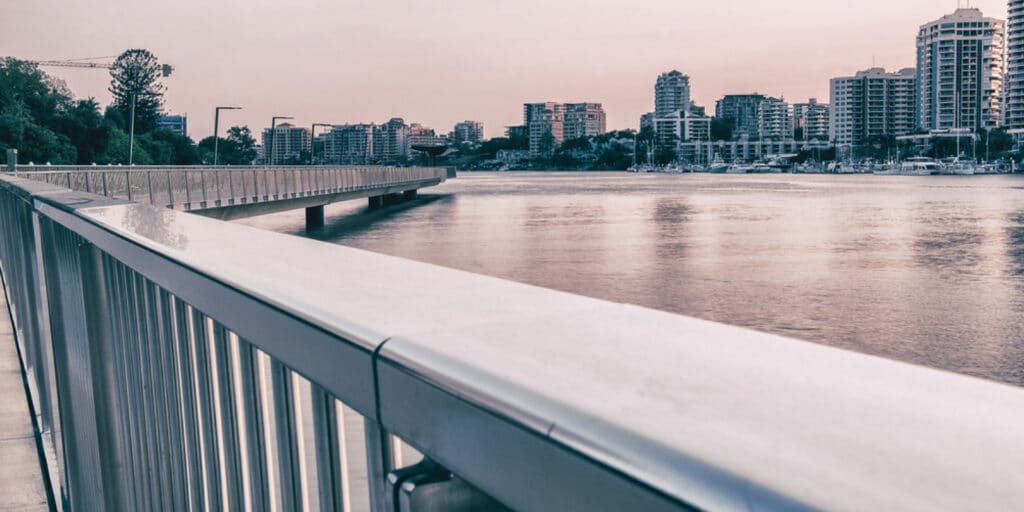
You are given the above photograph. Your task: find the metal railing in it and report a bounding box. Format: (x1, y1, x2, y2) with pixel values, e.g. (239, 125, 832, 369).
(1, 173, 1023, 511)
(13, 165, 449, 211)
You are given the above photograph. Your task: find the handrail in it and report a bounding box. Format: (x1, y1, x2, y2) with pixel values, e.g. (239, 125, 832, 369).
(1, 173, 1023, 510)
(11, 165, 449, 214)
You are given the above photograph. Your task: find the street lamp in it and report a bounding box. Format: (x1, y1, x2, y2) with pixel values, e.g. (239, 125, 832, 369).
(310, 123, 332, 165)
(269, 116, 293, 166)
(213, 106, 242, 165)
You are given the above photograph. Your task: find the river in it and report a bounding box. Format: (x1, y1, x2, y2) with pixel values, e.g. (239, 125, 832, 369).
(240, 172, 1024, 387)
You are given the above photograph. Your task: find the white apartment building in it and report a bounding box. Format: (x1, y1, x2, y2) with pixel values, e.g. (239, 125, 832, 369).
(916, 7, 1006, 131)
(655, 70, 691, 117)
(376, 118, 410, 163)
(322, 124, 375, 165)
(1005, 0, 1024, 129)
(562, 103, 607, 140)
(757, 97, 794, 140)
(792, 99, 830, 141)
(653, 110, 711, 152)
(829, 68, 917, 147)
(261, 123, 310, 164)
(452, 120, 484, 144)
(524, 102, 565, 157)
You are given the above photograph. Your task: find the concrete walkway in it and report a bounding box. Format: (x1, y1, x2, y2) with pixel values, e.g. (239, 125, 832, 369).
(0, 286, 50, 511)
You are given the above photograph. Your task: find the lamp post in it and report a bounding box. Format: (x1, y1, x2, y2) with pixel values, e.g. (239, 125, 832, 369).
(213, 106, 242, 165)
(269, 116, 293, 166)
(128, 93, 136, 166)
(310, 123, 332, 165)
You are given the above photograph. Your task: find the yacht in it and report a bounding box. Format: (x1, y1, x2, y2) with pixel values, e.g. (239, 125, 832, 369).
(874, 157, 940, 176)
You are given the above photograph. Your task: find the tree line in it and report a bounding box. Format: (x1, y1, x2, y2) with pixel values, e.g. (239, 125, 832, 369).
(0, 50, 256, 166)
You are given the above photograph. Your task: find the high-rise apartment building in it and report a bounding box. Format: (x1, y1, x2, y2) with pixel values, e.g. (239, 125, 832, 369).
(757, 97, 794, 140)
(322, 124, 375, 165)
(452, 120, 484, 143)
(524, 102, 565, 156)
(916, 7, 1006, 132)
(829, 68, 917, 146)
(562, 103, 607, 140)
(375, 118, 410, 162)
(261, 123, 310, 164)
(1006, 0, 1024, 129)
(715, 94, 766, 139)
(655, 71, 691, 117)
(793, 99, 831, 141)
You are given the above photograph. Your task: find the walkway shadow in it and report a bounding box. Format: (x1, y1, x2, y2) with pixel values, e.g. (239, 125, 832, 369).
(297, 193, 453, 241)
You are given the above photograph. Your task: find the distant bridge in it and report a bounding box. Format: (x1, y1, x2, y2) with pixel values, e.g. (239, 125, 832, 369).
(12, 165, 453, 227)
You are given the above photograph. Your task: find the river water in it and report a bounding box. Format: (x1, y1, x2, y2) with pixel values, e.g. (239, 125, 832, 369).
(240, 172, 1024, 387)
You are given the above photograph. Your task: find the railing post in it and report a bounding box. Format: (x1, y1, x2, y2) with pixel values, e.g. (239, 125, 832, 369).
(102, 172, 108, 196)
(166, 171, 174, 208)
(146, 171, 154, 204)
(312, 385, 344, 511)
(77, 242, 132, 511)
(200, 172, 208, 206)
(271, 361, 302, 511)
(126, 171, 132, 201)
(364, 419, 395, 512)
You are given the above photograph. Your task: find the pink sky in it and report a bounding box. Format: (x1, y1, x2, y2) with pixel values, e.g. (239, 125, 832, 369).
(1, 0, 1009, 141)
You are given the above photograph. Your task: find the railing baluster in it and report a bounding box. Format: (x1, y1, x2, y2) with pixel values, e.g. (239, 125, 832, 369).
(363, 419, 394, 512)
(190, 308, 223, 511)
(271, 361, 302, 511)
(238, 341, 270, 512)
(312, 384, 344, 511)
(155, 289, 188, 511)
(212, 323, 244, 509)
(172, 299, 204, 511)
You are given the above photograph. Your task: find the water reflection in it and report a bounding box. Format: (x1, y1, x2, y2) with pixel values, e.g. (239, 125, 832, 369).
(240, 173, 1024, 387)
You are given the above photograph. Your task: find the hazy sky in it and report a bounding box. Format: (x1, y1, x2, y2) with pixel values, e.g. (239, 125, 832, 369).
(1, 0, 1008, 140)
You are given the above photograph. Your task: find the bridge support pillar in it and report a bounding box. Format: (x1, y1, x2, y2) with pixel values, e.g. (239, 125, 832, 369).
(368, 195, 384, 210)
(403, 189, 418, 200)
(305, 205, 325, 229)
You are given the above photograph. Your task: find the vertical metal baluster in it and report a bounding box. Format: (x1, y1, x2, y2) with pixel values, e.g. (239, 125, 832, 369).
(173, 299, 204, 511)
(271, 361, 302, 511)
(238, 341, 270, 512)
(102, 172, 108, 196)
(108, 261, 146, 511)
(190, 310, 223, 511)
(200, 172, 208, 205)
(166, 171, 174, 208)
(126, 171, 132, 201)
(215, 169, 223, 205)
(146, 171, 154, 204)
(213, 324, 244, 509)
(273, 170, 280, 199)
(77, 245, 132, 511)
(253, 169, 259, 201)
(126, 271, 159, 509)
(155, 290, 188, 511)
(184, 173, 192, 207)
(142, 281, 174, 510)
(312, 385, 344, 511)
(228, 170, 236, 204)
(363, 420, 395, 512)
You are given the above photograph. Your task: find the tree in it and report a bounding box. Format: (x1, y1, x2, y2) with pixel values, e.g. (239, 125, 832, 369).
(537, 130, 556, 157)
(711, 117, 734, 141)
(54, 98, 110, 164)
(109, 49, 165, 133)
(198, 125, 257, 165)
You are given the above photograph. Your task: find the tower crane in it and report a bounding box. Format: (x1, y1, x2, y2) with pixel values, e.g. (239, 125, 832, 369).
(19, 55, 174, 77)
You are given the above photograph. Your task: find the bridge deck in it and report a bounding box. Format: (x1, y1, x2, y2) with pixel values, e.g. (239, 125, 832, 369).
(13, 165, 450, 220)
(0, 279, 50, 511)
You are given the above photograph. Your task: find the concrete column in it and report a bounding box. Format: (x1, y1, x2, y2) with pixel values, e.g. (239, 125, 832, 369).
(402, 189, 418, 200)
(305, 205, 325, 229)
(368, 196, 384, 210)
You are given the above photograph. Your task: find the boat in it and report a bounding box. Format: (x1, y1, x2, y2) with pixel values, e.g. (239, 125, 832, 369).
(874, 157, 939, 176)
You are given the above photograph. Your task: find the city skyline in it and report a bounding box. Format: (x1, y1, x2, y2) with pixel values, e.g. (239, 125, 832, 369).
(2, 0, 1011, 139)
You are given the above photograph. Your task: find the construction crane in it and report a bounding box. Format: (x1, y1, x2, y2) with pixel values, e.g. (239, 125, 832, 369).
(27, 55, 174, 77)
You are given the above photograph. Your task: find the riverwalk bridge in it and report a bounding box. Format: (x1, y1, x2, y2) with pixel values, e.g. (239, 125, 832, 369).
(10, 165, 452, 227)
(0, 168, 1023, 511)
